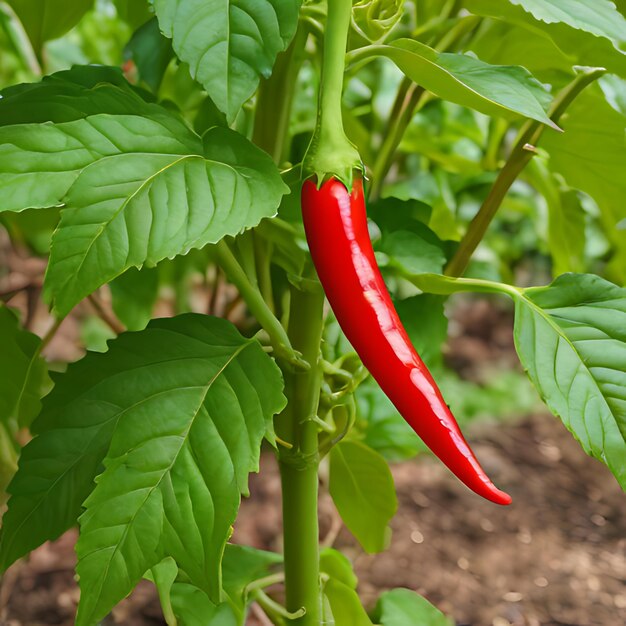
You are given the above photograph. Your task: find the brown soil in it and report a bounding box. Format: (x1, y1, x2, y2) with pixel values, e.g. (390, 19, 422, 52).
(1, 414, 624, 626)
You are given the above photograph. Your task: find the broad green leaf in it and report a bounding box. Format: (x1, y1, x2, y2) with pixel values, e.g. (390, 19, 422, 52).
(0, 66, 157, 126)
(0, 306, 49, 429)
(466, 0, 626, 77)
(7, 0, 94, 50)
(110, 266, 160, 331)
(373, 588, 453, 626)
(329, 440, 397, 553)
(540, 89, 626, 283)
(20, 117, 284, 315)
(514, 274, 626, 490)
(509, 0, 626, 43)
(73, 316, 286, 625)
(372, 39, 555, 126)
(152, 0, 302, 121)
(0, 315, 285, 580)
(410, 273, 626, 490)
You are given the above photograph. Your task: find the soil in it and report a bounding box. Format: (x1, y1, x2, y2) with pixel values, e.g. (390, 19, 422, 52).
(1, 414, 623, 626)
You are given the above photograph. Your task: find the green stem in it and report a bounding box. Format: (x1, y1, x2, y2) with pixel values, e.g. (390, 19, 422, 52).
(0, 2, 41, 76)
(369, 83, 425, 200)
(276, 283, 326, 626)
(303, 0, 361, 186)
(253, 25, 308, 163)
(445, 67, 607, 278)
(215, 241, 306, 369)
(367, 15, 481, 200)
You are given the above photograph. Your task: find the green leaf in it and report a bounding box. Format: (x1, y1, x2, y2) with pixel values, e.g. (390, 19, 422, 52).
(396, 294, 448, 371)
(221, 544, 282, 621)
(466, 0, 626, 77)
(329, 440, 397, 553)
(0, 315, 286, 582)
(324, 579, 373, 626)
(170, 584, 238, 626)
(526, 161, 586, 275)
(152, 545, 280, 626)
(373, 588, 453, 626)
(73, 316, 286, 625)
(114, 0, 153, 29)
(381, 230, 446, 276)
(540, 89, 626, 283)
(375, 39, 555, 126)
(508, 0, 626, 43)
(7, 0, 94, 50)
(0, 66, 156, 126)
(514, 274, 626, 491)
(151, 558, 179, 626)
(110, 266, 160, 331)
(152, 0, 302, 121)
(124, 17, 174, 92)
(0, 305, 49, 429)
(320, 548, 358, 589)
(358, 379, 425, 462)
(410, 272, 626, 491)
(320, 548, 372, 626)
(11, 115, 285, 315)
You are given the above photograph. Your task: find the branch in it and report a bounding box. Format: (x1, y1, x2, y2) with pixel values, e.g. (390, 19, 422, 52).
(445, 67, 607, 278)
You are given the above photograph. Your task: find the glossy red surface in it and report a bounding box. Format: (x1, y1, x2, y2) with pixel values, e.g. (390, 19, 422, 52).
(302, 177, 511, 506)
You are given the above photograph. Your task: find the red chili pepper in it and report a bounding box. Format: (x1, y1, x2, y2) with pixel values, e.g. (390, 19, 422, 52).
(302, 176, 511, 506)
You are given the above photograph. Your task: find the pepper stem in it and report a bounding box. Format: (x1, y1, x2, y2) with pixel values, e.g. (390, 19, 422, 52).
(303, 0, 362, 188)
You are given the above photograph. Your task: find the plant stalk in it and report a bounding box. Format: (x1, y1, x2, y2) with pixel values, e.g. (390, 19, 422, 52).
(276, 283, 325, 626)
(214, 240, 306, 368)
(253, 25, 308, 164)
(445, 67, 606, 277)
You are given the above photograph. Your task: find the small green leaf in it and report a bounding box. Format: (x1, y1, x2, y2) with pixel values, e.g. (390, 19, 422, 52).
(381, 230, 447, 276)
(152, 0, 302, 121)
(329, 440, 398, 553)
(358, 379, 425, 462)
(124, 17, 173, 92)
(541, 88, 626, 283)
(373, 588, 453, 626)
(110, 267, 159, 331)
(320, 548, 358, 589)
(7, 0, 94, 50)
(376, 40, 555, 125)
(114, 0, 153, 29)
(324, 578, 373, 626)
(0, 306, 49, 430)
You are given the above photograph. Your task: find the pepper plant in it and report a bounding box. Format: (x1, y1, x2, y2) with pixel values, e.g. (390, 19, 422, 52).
(1, 0, 625, 624)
